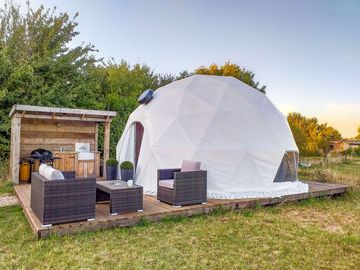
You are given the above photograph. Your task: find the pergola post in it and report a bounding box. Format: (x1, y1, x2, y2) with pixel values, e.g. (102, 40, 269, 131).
(103, 119, 111, 179)
(10, 116, 21, 184)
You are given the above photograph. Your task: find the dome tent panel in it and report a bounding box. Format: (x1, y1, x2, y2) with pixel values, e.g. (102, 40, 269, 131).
(116, 75, 308, 198)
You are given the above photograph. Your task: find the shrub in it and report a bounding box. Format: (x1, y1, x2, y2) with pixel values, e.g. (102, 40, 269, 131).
(120, 161, 134, 170)
(354, 146, 360, 157)
(0, 158, 9, 181)
(106, 158, 119, 167)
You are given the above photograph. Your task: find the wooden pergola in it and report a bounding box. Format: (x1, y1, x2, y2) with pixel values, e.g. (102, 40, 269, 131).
(9, 104, 117, 184)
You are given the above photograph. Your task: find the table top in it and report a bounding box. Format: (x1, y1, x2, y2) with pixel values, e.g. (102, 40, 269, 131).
(97, 180, 142, 191)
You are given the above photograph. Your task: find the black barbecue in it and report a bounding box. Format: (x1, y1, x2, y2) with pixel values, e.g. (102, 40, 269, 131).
(30, 149, 55, 164)
(24, 149, 60, 183)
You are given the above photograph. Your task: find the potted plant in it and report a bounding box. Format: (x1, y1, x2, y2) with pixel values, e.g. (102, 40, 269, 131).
(106, 158, 119, 180)
(120, 161, 134, 181)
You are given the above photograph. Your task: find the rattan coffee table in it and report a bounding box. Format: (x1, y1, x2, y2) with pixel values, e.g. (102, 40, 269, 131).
(96, 180, 143, 215)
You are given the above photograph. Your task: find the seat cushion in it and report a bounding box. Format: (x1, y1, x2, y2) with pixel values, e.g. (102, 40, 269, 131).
(181, 160, 201, 172)
(159, 179, 174, 189)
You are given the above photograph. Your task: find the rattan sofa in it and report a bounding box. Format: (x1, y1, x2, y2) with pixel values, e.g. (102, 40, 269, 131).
(30, 172, 96, 226)
(157, 168, 207, 207)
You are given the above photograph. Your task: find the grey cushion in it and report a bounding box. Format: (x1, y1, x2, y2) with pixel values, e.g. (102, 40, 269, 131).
(159, 179, 174, 189)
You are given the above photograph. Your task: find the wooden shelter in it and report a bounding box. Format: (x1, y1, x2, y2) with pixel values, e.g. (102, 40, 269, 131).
(9, 104, 117, 184)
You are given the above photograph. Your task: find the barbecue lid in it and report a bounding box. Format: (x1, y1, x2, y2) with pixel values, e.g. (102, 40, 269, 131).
(31, 149, 53, 160)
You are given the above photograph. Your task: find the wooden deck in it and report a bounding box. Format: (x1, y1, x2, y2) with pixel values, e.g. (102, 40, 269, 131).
(15, 181, 349, 239)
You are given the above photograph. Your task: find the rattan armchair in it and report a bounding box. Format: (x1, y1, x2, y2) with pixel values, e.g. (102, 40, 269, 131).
(30, 172, 96, 226)
(157, 168, 207, 207)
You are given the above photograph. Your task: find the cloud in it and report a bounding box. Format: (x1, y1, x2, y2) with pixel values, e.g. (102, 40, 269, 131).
(278, 103, 299, 115)
(318, 103, 360, 138)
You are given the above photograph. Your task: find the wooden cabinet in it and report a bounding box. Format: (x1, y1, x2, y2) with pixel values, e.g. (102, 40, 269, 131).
(53, 151, 100, 178)
(53, 151, 78, 173)
(77, 152, 100, 178)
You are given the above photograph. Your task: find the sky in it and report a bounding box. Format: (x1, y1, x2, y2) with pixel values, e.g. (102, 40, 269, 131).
(2, 0, 360, 137)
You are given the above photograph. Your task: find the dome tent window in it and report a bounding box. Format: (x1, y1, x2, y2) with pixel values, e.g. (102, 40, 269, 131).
(273, 151, 299, 183)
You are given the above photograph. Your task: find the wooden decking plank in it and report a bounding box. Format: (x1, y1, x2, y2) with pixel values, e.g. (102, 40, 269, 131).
(15, 185, 30, 208)
(14, 181, 350, 239)
(95, 204, 109, 222)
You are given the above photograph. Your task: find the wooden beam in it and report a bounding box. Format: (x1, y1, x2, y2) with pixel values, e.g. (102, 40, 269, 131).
(19, 113, 108, 122)
(103, 120, 111, 179)
(21, 123, 96, 133)
(17, 113, 111, 123)
(94, 123, 99, 178)
(10, 104, 117, 118)
(10, 116, 21, 184)
(94, 123, 99, 152)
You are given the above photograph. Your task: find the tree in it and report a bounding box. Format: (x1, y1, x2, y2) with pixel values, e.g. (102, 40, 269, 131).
(195, 62, 266, 93)
(318, 124, 342, 161)
(287, 112, 341, 157)
(289, 124, 307, 154)
(356, 126, 360, 139)
(0, 2, 101, 157)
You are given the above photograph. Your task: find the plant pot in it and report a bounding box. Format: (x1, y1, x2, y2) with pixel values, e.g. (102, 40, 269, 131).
(121, 169, 134, 181)
(106, 166, 118, 180)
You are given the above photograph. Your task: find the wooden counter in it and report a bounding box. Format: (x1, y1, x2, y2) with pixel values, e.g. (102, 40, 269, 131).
(53, 151, 100, 178)
(53, 151, 78, 172)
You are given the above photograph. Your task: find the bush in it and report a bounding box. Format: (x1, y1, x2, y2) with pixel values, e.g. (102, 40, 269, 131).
(354, 146, 360, 157)
(120, 161, 134, 170)
(106, 158, 118, 167)
(0, 158, 9, 181)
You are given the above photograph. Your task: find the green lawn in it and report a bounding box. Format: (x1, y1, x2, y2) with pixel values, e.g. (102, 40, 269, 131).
(0, 161, 359, 269)
(0, 191, 359, 268)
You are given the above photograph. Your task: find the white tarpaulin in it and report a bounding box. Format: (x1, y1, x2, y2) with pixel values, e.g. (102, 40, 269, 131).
(116, 75, 308, 198)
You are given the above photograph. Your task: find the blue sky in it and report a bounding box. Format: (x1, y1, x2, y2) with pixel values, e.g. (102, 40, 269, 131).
(4, 0, 360, 137)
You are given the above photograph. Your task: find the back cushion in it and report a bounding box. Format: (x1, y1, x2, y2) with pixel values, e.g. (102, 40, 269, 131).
(39, 164, 48, 176)
(181, 160, 201, 172)
(43, 166, 65, 180)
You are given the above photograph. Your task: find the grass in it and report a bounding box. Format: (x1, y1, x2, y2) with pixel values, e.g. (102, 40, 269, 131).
(299, 159, 360, 187)
(330, 161, 360, 178)
(0, 159, 14, 195)
(0, 189, 359, 269)
(0, 180, 14, 196)
(0, 158, 359, 269)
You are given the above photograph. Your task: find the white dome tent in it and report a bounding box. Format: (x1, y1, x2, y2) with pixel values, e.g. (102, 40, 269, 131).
(116, 75, 308, 199)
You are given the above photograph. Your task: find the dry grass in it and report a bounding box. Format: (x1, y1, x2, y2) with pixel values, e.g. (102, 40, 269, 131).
(299, 159, 360, 187)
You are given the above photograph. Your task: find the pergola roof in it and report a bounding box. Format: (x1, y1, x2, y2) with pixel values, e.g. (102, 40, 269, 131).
(10, 104, 117, 122)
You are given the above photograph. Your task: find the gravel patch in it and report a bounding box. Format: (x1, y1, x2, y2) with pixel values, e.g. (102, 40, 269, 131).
(0, 195, 18, 207)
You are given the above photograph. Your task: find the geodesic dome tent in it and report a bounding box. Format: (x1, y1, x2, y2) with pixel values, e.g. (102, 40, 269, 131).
(116, 75, 308, 198)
